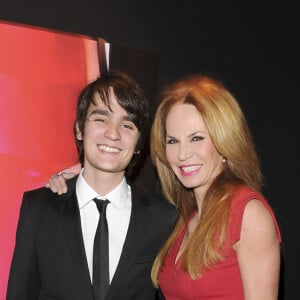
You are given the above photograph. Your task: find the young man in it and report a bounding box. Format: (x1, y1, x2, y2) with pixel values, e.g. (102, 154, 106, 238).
(7, 70, 177, 300)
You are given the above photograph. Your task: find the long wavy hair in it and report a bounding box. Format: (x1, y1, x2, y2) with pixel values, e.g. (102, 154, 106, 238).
(151, 74, 263, 284)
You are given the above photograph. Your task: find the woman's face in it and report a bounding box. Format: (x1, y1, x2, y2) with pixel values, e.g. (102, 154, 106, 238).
(165, 103, 223, 195)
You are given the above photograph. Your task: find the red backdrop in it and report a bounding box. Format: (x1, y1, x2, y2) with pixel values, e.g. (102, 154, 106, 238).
(0, 21, 99, 299)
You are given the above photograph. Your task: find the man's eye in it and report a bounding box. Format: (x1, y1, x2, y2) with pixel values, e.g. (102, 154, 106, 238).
(121, 122, 135, 130)
(94, 118, 106, 123)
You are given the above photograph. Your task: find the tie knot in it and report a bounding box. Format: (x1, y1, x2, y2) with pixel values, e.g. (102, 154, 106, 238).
(93, 198, 110, 215)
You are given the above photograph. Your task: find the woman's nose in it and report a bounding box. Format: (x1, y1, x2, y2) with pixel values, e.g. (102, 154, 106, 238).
(177, 143, 192, 161)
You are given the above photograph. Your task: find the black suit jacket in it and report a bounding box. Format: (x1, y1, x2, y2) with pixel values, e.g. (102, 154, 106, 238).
(7, 176, 177, 300)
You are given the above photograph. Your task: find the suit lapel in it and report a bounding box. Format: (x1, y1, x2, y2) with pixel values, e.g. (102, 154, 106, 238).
(58, 177, 94, 300)
(106, 185, 152, 299)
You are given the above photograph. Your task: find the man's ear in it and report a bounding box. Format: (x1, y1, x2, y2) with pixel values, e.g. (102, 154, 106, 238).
(75, 122, 82, 140)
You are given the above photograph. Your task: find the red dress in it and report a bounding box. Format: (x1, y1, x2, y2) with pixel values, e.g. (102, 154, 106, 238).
(159, 186, 281, 300)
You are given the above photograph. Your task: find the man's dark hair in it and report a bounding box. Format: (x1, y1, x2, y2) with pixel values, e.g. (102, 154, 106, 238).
(74, 69, 150, 178)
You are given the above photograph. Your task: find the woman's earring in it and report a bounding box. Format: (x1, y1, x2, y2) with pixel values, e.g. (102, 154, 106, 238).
(135, 150, 140, 155)
(222, 157, 227, 163)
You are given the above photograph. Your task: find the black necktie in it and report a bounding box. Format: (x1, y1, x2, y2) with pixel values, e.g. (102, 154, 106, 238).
(93, 198, 110, 300)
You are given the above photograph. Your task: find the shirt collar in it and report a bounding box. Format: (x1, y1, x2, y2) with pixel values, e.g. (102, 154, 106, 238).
(76, 169, 130, 209)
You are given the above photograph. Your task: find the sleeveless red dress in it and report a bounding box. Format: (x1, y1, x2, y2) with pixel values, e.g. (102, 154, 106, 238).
(159, 186, 281, 300)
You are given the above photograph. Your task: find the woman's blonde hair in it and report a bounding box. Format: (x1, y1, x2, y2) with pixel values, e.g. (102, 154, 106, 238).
(151, 74, 263, 285)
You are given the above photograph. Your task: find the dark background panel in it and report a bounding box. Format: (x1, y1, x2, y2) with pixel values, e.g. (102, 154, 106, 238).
(0, 1, 298, 299)
(109, 43, 160, 191)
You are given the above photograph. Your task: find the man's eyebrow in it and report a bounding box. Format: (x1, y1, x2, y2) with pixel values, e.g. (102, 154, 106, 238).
(123, 115, 135, 122)
(89, 108, 109, 116)
(89, 108, 135, 123)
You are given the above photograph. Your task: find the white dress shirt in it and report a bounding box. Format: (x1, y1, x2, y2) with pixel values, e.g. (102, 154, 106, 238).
(76, 169, 132, 283)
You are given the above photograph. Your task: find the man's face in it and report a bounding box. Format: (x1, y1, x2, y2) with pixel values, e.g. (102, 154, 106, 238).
(76, 89, 140, 178)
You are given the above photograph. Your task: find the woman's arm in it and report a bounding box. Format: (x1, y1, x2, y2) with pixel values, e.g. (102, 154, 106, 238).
(234, 199, 281, 300)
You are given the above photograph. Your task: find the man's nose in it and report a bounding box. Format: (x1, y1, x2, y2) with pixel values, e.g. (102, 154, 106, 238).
(104, 123, 121, 140)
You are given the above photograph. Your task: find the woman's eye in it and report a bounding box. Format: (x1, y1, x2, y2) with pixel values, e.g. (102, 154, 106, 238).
(166, 138, 177, 144)
(192, 136, 203, 141)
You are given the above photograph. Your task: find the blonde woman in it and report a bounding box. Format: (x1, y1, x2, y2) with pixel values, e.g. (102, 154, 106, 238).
(150, 74, 281, 299)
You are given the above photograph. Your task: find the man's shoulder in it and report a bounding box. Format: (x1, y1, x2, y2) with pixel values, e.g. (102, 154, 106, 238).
(17, 187, 60, 224)
(23, 185, 55, 200)
(22, 175, 77, 207)
(25, 175, 77, 195)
